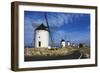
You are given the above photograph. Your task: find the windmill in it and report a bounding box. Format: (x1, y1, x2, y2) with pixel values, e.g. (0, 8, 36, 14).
(30, 12, 55, 48)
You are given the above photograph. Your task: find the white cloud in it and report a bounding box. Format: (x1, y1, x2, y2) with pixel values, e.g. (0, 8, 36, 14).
(25, 12, 87, 29)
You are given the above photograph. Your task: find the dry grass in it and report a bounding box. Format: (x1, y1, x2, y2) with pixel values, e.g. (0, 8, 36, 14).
(24, 46, 90, 58)
(24, 47, 77, 57)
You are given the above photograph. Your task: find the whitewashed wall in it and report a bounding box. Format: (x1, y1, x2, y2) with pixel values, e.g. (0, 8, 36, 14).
(61, 41, 66, 47)
(35, 30, 49, 48)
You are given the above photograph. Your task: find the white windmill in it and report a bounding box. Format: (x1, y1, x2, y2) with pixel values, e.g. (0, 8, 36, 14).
(66, 41, 71, 46)
(34, 23, 49, 48)
(31, 13, 54, 49)
(61, 39, 66, 48)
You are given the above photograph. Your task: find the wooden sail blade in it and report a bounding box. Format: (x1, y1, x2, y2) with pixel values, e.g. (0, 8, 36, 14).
(44, 13, 54, 47)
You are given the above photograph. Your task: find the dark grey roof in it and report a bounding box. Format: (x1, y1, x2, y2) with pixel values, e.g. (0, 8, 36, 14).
(67, 41, 70, 42)
(61, 39, 65, 42)
(35, 23, 48, 31)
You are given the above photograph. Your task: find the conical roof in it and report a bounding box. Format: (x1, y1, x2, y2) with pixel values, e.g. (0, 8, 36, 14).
(35, 23, 48, 31)
(61, 39, 65, 42)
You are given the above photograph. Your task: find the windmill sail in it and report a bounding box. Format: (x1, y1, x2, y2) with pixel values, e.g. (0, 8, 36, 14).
(44, 13, 54, 47)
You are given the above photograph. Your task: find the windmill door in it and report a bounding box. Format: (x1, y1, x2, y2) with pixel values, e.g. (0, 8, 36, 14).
(39, 41, 41, 47)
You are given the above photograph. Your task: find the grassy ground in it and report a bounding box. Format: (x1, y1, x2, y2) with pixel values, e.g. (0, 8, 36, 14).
(24, 46, 78, 57)
(24, 46, 90, 59)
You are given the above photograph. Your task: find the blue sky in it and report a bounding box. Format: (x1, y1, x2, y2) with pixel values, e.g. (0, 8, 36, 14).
(24, 11, 90, 47)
